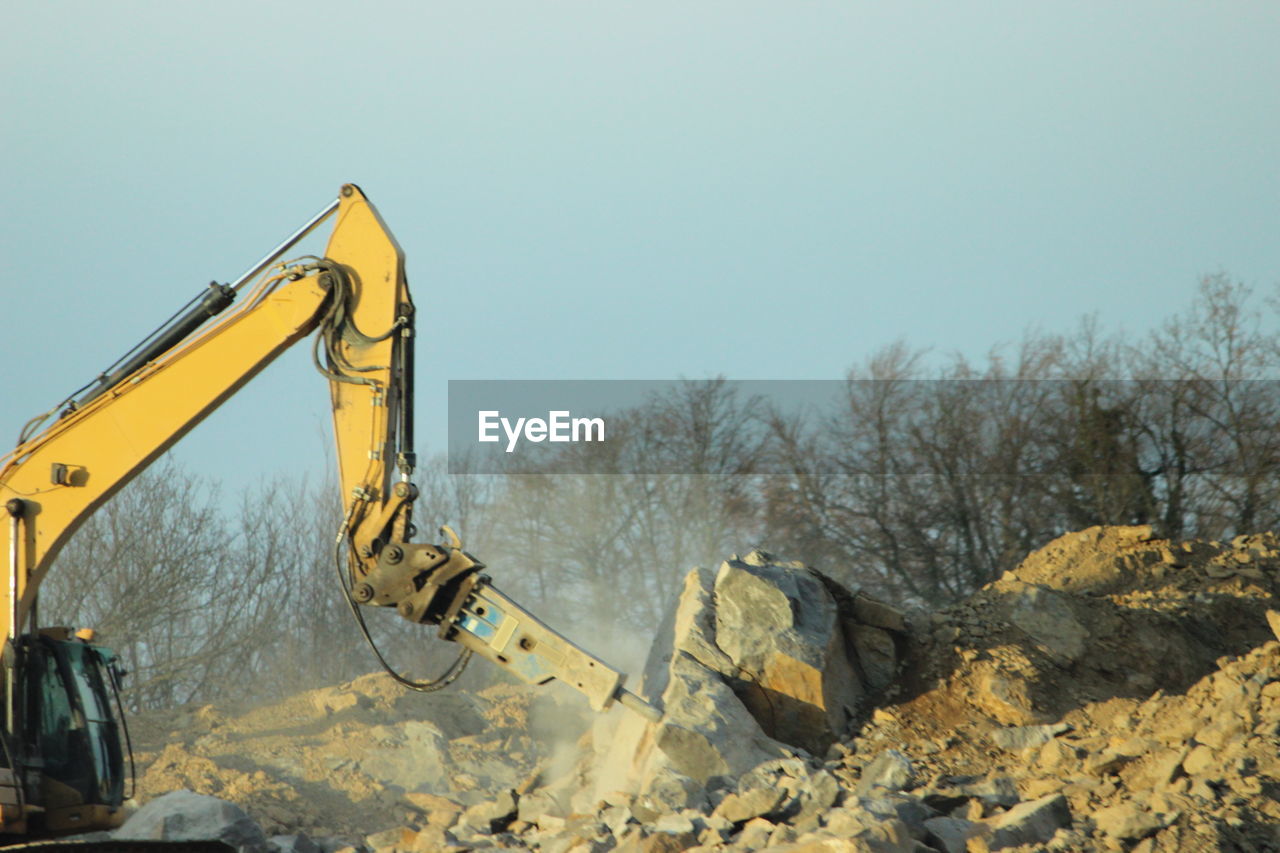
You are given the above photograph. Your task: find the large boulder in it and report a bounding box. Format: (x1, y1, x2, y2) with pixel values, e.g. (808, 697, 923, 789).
(592, 551, 905, 806)
(712, 553, 865, 752)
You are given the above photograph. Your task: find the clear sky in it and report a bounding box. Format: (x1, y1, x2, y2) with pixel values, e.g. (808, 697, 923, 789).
(3, 2, 1278, 498)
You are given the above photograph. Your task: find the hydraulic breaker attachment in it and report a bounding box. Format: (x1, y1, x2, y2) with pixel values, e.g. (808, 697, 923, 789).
(353, 529, 661, 722)
(445, 578, 660, 721)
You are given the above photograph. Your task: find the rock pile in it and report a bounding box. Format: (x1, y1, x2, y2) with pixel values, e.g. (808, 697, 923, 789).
(107, 526, 1279, 852)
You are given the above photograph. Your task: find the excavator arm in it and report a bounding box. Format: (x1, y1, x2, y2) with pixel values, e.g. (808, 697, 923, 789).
(0, 184, 654, 837)
(1, 186, 410, 623)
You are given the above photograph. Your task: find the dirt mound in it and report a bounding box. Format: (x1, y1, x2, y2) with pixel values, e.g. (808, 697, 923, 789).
(121, 525, 1280, 851)
(832, 526, 1280, 851)
(897, 525, 1278, 730)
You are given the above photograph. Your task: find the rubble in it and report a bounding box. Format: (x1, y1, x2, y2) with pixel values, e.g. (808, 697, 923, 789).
(122, 677, 593, 845)
(114, 789, 269, 852)
(91, 526, 1280, 851)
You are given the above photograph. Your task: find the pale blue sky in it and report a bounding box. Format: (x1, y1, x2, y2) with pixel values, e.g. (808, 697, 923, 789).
(3, 2, 1278, 497)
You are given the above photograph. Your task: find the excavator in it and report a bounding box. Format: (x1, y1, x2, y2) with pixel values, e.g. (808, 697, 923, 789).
(0, 185, 657, 845)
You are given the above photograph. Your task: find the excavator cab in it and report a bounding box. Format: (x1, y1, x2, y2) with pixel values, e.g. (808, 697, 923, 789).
(1, 632, 128, 834)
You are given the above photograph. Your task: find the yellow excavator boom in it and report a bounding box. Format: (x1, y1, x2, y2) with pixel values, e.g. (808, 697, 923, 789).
(0, 185, 410, 637)
(0, 184, 655, 838)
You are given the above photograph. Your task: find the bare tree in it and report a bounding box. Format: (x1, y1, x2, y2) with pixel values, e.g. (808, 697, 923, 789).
(40, 275, 1280, 708)
(1133, 275, 1280, 538)
(41, 460, 278, 709)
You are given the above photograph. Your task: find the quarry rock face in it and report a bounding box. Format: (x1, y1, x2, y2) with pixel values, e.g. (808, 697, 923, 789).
(80, 527, 1280, 852)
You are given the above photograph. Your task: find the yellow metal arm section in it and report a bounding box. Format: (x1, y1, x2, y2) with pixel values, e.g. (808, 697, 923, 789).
(321, 186, 414, 562)
(0, 185, 411, 641)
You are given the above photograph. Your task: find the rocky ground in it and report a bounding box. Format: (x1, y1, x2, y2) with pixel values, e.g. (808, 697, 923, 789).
(123, 675, 593, 841)
(101, 526, 1279, 852)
